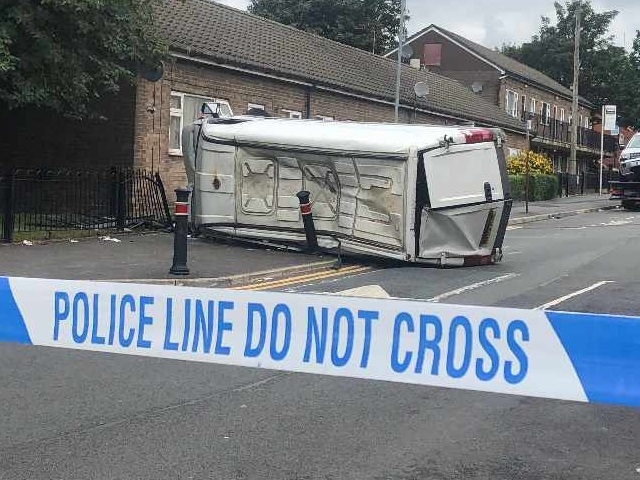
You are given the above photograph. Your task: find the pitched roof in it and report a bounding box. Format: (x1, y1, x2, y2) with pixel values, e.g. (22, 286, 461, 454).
(388, 25, 592, 107)
(153, 0, 525, 132)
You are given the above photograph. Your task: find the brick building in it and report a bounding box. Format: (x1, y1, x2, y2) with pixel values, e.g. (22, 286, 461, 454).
(1, 1, 526, 198)
(385, 25, 619, 175)
(134, 0, 528, 194)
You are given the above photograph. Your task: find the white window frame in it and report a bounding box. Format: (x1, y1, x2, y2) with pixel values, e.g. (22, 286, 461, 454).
(584, 116, 590, 128)
(560, 108, 565, 122)
(505, 90, 518, 118)
(282, 109, 302, 119)
(247, 102, 265, 111)
(540, 102, 551, 125)
(553, 105, 558, 120)
(169, 93, 185, 156)
(315, 115, 334, 121)
(169, 92, 232, 156)
(529, 98, 536, 115)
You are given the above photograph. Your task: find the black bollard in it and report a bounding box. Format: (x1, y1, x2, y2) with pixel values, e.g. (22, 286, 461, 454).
(296, 190, 318, 252)
(169, 188, 191, 275)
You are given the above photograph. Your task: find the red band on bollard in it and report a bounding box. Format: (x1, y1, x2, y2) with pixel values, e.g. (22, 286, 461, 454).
(175, 202, 189, 215)
(299, 202, 312, 215)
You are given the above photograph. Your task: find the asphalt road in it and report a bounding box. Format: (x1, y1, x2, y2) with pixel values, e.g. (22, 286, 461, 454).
(1, 209, 640, 479)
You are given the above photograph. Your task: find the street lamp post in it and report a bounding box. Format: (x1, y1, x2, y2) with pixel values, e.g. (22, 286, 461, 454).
(394, 0, 406, 123)
(525, 119, 531, 214)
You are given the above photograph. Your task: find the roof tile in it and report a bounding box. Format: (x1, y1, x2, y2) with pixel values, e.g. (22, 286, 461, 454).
(154, 0, 525, 131)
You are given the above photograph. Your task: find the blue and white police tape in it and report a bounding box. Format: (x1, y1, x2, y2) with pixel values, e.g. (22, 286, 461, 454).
(1, 276, 639, 407)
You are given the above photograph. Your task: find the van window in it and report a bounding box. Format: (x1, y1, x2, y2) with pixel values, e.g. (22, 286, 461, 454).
(626, 135, 640, 149)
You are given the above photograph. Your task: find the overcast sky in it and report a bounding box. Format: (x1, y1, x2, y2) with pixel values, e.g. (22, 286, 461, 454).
(214, 0, 638, 50)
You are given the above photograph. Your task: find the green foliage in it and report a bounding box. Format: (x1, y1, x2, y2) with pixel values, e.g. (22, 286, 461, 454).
(508, 174, 559, 201)
(0, 0, 166, 118)
(248, 0, 402, 54)
(501, 1, 640, 128)
(507, 151, 554, 175)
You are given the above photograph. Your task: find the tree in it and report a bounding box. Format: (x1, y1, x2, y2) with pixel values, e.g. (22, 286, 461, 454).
(0, 0, 165, 118)
(501, 1, 640, 127)
(248, 0, 401, 54)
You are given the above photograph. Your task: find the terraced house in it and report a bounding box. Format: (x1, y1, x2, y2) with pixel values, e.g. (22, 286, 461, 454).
(385, 24, 619, 181)
(131, 0, 530, 194)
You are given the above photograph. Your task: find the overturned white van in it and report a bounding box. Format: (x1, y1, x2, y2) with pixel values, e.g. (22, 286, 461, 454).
(183, 116, 513, 266)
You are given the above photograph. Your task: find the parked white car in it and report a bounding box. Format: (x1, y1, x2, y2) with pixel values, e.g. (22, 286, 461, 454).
(619, 132, 640, 181)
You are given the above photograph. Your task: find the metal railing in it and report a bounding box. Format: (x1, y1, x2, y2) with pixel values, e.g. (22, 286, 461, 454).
(1, 167, 171, 242)
(556, 170, 619, 197)
(525, 113, 618, 152)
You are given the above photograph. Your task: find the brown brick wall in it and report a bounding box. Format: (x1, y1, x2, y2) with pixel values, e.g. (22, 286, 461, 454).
(499, 77, 592, 122)
(403, 31, 502, 106)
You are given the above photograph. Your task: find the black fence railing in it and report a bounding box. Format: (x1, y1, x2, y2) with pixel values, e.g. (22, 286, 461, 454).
(525, 113, 618, 152)
(556, 170, 620, 197)
(0, 167, 171, 242)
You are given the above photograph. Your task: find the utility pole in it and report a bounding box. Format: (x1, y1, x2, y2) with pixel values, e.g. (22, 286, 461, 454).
(394, 0, 406, 123)
(569, 2, 581, 176)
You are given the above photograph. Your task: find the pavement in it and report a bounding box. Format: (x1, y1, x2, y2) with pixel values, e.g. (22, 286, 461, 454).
(2, 195, 639, 480)
(509, 192, 615, 224)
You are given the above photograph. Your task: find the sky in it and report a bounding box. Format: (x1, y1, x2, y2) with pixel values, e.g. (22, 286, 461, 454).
(214, 0, 638, 50)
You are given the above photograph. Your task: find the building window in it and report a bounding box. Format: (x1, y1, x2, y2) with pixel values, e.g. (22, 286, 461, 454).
(584, 116, 590, 128)
(247, 102, 265, 112)
(423, 43, 442, 66)
(169, 92, 232, 155)
(553, 105, 558, 120)
(505, 90, 518, 118)
(560, 108, 565, 122)
(520, 95, 527, 119)
(282, 109, 302, 119)
(541, 102, 551, 125)
(315, 115, 334, 121)
(529, 98, 536, 115)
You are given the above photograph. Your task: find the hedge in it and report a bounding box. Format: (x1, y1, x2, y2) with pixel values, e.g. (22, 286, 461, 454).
(508, 174, 558, 201)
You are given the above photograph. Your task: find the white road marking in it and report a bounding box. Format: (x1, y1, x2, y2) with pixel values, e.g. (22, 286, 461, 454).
(335, 284, 392, 298)
(427, 273, 520, 303)
(506, 225, 522, 230)
(536, 281, 615, 310)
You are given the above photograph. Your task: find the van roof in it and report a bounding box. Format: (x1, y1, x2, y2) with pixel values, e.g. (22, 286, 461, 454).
(200, 118, 499, 157)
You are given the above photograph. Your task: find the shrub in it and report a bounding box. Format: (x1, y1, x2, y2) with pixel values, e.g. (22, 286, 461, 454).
(508, 174, 559, 201)
(507, 151, 553, 175)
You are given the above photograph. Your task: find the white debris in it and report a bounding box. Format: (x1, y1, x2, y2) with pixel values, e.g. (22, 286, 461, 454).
(22, 240, 33, 246)
(69, 239, 79, 243)
(100, 236, 122, 243)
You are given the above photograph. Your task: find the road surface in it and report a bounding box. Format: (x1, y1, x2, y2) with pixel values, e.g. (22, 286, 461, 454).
(1, 209, 639, 479)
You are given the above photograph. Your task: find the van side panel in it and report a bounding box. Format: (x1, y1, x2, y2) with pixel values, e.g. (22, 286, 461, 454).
(196, 144, 407, 253)
(353, 158, 406, 249)
(195, 142, 236, 224)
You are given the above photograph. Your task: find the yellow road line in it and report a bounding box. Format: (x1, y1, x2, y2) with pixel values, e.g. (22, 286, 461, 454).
(232, 265, 373, 291)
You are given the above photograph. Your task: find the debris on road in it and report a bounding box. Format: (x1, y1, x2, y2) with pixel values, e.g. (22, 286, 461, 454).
(100, 236, 122, 243)
(22, 240, 33, 246)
